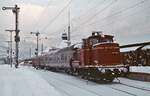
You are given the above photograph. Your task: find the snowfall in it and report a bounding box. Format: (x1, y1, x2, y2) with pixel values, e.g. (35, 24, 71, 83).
(0, 64, 150, 96)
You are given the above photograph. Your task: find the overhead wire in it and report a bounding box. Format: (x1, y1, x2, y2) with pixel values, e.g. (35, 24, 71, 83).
(52, 0, 114, 42)
(32, 0, 53, 31)
(70, 0, 117, 36)
(76, 0, 117, 27)
(72, 0, 106, 21)
(68, 0, 149, 45)
(30, 0, 149, 47)
(72, 0, 148, 33)
(91, 2, 150, 29)
(34, 0, 72, 48)
(39, 0, 72, 33)
(88, 0, 148, 26)
(55, 0, 107, 33)
(50, 0, 117, 47)
(33, 0, 109, 47)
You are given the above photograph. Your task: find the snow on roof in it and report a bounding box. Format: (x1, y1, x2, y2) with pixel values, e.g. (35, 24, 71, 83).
(120, 46, 138, 52)
(48, 48, 60, 54)
(93, 42, 115, 47)
(120, 45, 150, 52)
(142, 45, 150, 50)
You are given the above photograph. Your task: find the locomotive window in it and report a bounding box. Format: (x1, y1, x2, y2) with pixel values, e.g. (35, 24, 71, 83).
(90, 38, 99, 45)
(102, 38, 113, 43)
(61, 54, 64, 60)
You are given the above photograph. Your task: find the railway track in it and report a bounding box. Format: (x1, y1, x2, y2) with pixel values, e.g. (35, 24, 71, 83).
(38, 71, 103, 96)
(37, 70, 150, 96)
(119, 82, 150, 92)
(108, 86, 137, 96)
(105, 80, 150, 96)
(102, 81, 150, 96)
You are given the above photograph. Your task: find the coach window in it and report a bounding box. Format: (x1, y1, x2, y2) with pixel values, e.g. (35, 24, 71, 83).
(90, 38, 99, 45)
(64, 55, 67, 62)
(61, 54, 64, 61)
(57, 57, 59, 63)
(49, 57, 51, 61)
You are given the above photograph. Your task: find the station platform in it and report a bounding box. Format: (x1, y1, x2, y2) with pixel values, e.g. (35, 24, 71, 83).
(0, 64, 61, 96)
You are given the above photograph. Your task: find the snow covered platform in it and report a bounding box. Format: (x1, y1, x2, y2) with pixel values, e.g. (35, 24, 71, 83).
(126, 66, 150, 82)
(0, 64, 62, 96)
(0, 64, 150, 96)
(130, 66, 150, 74)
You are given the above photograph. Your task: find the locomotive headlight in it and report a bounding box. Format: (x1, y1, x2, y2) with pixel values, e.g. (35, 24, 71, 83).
(112, 72, 115, 75)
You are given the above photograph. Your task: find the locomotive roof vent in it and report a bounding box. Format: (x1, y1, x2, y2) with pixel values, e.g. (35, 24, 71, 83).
(92, 31, 103, 36)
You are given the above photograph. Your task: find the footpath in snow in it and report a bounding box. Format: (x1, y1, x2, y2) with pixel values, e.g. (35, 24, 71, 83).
(0, 64, 62, 96)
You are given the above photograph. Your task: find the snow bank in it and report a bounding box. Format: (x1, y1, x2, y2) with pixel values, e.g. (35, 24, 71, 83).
(130, 66, 150, 74)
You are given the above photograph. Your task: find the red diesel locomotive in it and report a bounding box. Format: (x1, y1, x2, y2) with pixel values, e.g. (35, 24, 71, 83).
(32, 32, 128, 82)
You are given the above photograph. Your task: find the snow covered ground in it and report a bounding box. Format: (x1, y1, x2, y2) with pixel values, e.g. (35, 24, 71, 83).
(130, 66, 150, 74)
(0, 64, 150, 96)
(37, 69, 150, 96)
(0, 64, 62, 96)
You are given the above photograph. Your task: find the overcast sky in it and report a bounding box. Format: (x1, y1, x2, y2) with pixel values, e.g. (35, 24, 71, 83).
(0, 0, 150, 59)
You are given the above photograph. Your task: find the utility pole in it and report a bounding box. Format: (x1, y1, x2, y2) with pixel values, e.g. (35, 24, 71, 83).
(30, 32, 40, 57)
(67, 6, 71, 46)
(39, 37, 47, 54)
(29, 47, 31, 58)
(5, 29, 15, 67)
(2, 5, 20, 68)
(30, 32, 40, 68)
(41, 43, 44, 54)
(61, 7, 71, 47)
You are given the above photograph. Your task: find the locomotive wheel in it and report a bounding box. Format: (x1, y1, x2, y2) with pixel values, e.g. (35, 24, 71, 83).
(104, 69, 114, 82)
(105, 78, 114, 82)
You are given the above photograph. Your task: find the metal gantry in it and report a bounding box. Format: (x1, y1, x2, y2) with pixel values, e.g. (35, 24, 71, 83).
(2, 5, 20, 68)
(30, 32, 40, 57)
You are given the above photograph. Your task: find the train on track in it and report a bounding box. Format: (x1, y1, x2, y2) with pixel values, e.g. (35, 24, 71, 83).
(31, 32, 128, 82)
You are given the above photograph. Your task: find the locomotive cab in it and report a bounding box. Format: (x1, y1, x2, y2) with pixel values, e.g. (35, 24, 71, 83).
(81, 31, 121, 66)
(79, 31, 127, 81)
